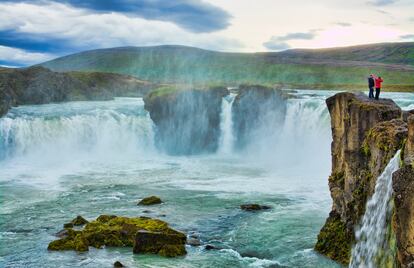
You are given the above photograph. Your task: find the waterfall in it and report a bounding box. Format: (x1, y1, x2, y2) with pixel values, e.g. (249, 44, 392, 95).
(0, 98, 154, 161)
(350, 150, 401, 268)
(218, 93, 236, 154)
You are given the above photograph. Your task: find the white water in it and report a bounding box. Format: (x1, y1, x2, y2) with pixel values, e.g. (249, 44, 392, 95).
(350, 150, 401, 268)
(218, 93, 236, 154)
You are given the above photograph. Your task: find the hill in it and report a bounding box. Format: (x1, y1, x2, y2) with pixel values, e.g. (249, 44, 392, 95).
(40, 43, 414, 91)
(0, 66, 157, 116)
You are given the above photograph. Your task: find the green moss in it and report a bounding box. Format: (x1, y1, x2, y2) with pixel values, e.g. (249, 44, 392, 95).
(328, 171, 345, 188)
(71, 215, 88, 226)
(138, 196, 162, 206)
(315, 212, 352, 265)
(158, 244, 187, 257)
(48, 215, 186, 257)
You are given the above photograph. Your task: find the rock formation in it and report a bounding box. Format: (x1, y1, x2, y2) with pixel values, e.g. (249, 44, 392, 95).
(232, 85, 287, 149)
(0, 66, 156, 117)
(315, 92, 405, 264)
(392, 115, 414, 268)
(144, 86, 229, 155)
(48, 215, 186, 257)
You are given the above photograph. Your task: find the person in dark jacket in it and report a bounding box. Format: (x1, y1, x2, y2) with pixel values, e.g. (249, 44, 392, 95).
(368, 74, 375, 98)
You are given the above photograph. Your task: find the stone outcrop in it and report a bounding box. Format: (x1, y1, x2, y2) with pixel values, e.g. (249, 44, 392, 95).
(393, 115, 414, 268)
(48, 215, 186, 257)
(138, 196, 162, 206)
(144, 86, 229, 155)
(0, 66, 156, 117)
(232, 85, 287, 148)
(315, 92, 404, 264)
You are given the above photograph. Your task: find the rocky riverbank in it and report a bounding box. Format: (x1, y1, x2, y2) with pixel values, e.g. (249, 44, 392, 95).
(0, 66, 157, 117)
(315, 92, 414, 266)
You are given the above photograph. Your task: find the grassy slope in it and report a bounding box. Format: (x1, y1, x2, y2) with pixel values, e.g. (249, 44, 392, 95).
(41, 43, 414, 91)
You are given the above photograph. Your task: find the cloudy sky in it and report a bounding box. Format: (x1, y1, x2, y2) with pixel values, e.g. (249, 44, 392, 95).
(0, 0, 413, 66)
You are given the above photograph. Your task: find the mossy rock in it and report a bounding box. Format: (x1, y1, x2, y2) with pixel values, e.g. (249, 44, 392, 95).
(240, 204, 271, 211)
(133, 230, 187, 257)
(314, 211, 352, 265)
(113, 261, 124, 267)
(138, 196, 162, 206)
(72, 215, 89, 226)
(48, 215, 186, 257)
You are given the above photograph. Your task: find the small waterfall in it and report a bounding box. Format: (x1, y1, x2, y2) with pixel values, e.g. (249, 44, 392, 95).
(218, 93, 236, 154)
(350, 150, 401, 268)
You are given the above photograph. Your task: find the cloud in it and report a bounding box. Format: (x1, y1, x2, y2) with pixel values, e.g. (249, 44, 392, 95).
(334, 22, 352, 27)
(0, 45, 55, 66)
(0, 1, 242, 65)
(262, 41, 290, 51)
(400, 34, 414, 40)
(263, 31, 317, 51)
(3, 0, 231, 33)
(367, 0, 398, 5)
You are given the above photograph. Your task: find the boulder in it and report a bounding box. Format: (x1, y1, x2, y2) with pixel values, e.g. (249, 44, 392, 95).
(113, 261, 124, 267)
(48, 215, 186, 257)
(138, 196, 162, 206)
(133, 230, 187, 257)
(315, 92, 404, 264)
(240, 204, 271, 211)
(71, 215, 89, 226)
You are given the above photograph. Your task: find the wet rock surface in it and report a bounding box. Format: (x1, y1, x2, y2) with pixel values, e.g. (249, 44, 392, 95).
(315, 92, 404, 265)
(240, 204, 271, 211)
(138, 196, 162, 206)
(48, 215, 186, 257)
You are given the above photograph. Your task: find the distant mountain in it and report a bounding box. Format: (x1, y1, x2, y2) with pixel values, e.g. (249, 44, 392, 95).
(40, 43, 414, 90)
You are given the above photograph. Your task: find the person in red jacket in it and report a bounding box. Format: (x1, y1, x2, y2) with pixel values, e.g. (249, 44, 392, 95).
(373, 75, 383, 100)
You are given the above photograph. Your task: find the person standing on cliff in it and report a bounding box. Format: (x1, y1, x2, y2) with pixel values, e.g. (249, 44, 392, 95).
(368, 74, 375, 98)
(373, 75, 384, 100)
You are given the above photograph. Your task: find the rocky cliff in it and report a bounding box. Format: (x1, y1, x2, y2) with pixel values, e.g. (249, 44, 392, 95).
(232, 85, 287, 149)
(144, 86, 229, 155)
(315, 92, 405, 264)
(0, 66, 156, 117)
(392, 115, 414, 268)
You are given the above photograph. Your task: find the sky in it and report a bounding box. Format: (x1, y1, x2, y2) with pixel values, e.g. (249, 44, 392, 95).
(0, 0, 413, 66)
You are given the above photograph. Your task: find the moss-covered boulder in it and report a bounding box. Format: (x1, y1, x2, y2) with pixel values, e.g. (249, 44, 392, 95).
(138, 196, 162, 206)
(72, 215, 89, 226)
(133, 230, 187, 257)
(240, 204, 271, 211)
(48, 215, 186, 257)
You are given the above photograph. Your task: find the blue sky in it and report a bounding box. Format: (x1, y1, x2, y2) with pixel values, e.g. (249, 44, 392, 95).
(0, 0, 413, 67)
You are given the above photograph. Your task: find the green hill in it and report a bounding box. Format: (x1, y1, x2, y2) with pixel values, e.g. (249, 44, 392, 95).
(40, 43, 414, 91)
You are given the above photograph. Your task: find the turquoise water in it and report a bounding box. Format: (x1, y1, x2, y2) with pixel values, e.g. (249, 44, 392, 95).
(0, 90, 413, 268)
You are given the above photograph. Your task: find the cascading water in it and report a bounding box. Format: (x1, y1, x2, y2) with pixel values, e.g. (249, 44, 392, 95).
(218, 93, 236, 154)
(0, 98, 154, 162)
(350, 150, 401, 268)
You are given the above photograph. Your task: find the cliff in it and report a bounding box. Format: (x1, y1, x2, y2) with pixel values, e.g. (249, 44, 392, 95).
(315, 92, 405, 264)
(0, 66, 156, 117)
(232, 85, 287, 149)
(144, 86, 229, 155)
(392, 115, 414, 267)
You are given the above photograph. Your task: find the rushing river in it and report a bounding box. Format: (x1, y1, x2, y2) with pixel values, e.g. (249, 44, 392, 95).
(0, 90, 413, 268)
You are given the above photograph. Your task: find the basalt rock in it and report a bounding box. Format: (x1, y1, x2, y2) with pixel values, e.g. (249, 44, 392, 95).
(232, 85, 287, 149)
(315, 92, 404, 265)
(0, 66, 157, 117)
(392, 115, 414, 268)
(144, 86, 229, 155)
(48, 215, 186, 257)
